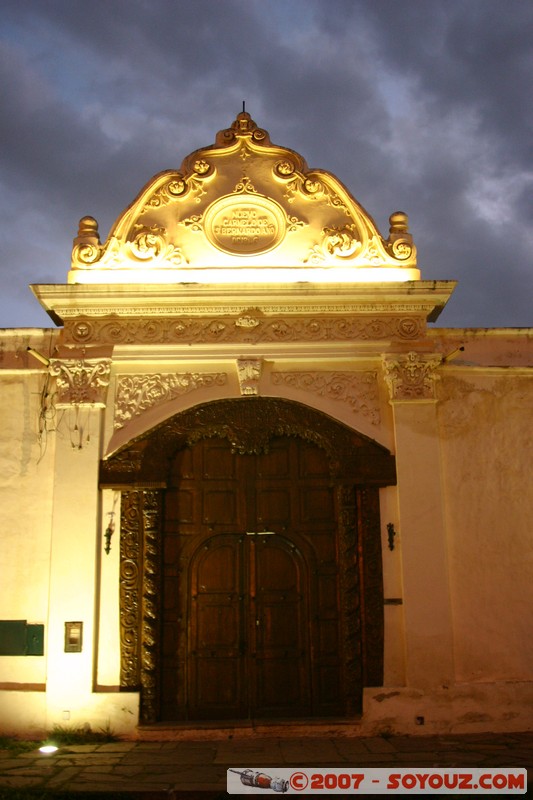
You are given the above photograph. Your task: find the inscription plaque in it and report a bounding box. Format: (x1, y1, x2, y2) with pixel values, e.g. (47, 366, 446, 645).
(204, 195, 286, 256)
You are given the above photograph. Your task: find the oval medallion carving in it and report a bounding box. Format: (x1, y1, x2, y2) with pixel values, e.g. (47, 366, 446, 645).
(204, 195, 286, 256)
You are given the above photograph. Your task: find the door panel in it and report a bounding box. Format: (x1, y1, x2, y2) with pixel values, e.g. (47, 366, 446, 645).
(189, 535, 245, 718)
(162, 436, 345, 720)
(253, 536, 310, 716)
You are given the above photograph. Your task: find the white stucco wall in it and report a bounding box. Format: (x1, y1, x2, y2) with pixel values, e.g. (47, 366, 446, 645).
(0, 370, 55, 688)
(438, 370, 533, 683)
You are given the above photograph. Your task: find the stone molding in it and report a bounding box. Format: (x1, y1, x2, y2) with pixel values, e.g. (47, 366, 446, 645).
(114, 372, 227, 429)
(382, 351, 442, 402)
(48, 357, 112, 407)
(271, 371, 380, 424)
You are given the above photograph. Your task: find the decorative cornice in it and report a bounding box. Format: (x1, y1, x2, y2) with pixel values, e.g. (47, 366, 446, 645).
(271, 371, 380, 424)
(56, 303, 435, 320)
(48, 357, 112, 407)
(381, 352, 442, 402)
(32, 281, 457, 327)
(114, 372, 227, 429)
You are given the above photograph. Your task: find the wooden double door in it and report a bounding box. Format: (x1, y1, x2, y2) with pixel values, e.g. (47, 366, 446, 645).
(161, 436, 345, 720)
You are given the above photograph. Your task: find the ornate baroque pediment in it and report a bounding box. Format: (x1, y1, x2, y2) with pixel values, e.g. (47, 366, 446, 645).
(69, 112, 418, 283)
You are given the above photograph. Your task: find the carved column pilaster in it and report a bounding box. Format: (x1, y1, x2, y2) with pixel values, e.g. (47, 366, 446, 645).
(49, 356, 112, 407)
(119, 488, 163, 724)
(380, 351, 455, 687)
(119, 491, 143, 690)
(139, 489, 162, 725)
(381, 351, 441, 402)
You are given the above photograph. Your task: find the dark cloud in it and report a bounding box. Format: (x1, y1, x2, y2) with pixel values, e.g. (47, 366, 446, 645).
(0, 0, 532, 328)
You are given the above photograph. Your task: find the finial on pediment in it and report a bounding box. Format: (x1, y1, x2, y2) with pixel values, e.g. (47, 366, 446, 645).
(215, 109, 271, 147)
(232, 111, 256, 133)
(389, 211, 410, 236)
(386, 210, 416, 262)
(74, 216, 101, 246)
(72, 216, 102, 266)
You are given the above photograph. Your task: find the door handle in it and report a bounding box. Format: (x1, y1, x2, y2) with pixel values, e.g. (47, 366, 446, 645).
(246, 531, 276, 535)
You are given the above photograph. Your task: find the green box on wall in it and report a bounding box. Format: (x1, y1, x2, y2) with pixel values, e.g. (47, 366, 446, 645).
(0, 620, 44, 656)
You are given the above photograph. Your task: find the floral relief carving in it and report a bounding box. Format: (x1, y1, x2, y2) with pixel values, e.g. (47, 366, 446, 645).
(235, 314, 260, 330)
(144, 177, 187, 209)
(237, 358, 262, 396)
(128, 224, 187, 265)
(65, 315, 424, 345)
(101, 397, 396, 488)
(180, 214, 203, 232)
(48, 357, 112, 407)
(323, 224, 362, 259)
(305, 223, 364, 264)
(114, 372, 228, 429)
(382, 351, 442, 401)
(233, 174, 259, 194)
(142, 162, 215, 211)
(129, 225, 166, 259)
(274, 161, 350, 215)
(271, 371, 380, 424)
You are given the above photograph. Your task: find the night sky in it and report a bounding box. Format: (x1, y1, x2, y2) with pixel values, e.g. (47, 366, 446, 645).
(1, 0, 532, 329)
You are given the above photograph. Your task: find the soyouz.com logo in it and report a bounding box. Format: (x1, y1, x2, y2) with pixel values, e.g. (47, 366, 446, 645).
(227, 767, 527, 794)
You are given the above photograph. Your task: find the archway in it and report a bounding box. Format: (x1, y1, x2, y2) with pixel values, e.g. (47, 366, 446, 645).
(100, 397, 396, 723)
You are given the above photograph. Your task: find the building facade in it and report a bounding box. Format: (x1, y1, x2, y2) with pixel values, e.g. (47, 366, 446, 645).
(1, 113, 532, 738)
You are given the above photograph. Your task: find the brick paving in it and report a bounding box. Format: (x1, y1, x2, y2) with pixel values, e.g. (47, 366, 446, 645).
(0, 731, 531, 795)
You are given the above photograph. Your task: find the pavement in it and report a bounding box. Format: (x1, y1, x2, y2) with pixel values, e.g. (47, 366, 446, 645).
(0, 731, 531, 797)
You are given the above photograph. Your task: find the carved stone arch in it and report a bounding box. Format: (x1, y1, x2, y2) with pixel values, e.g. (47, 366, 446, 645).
(101, 398, 396, 724)
(100, 397, 396, 487)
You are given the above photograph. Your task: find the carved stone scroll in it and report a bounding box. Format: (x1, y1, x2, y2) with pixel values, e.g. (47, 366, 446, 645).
(48, 357, 112, 407)
(382, 351, 442, 401)
(114, 372, 227, 429)
(271, 371, 380, 425)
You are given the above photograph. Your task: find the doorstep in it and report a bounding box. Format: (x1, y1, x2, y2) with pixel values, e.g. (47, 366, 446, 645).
(137, 717, 364, 740)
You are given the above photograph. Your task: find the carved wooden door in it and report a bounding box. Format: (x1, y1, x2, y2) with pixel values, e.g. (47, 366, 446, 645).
(161, 435, 345, 721)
